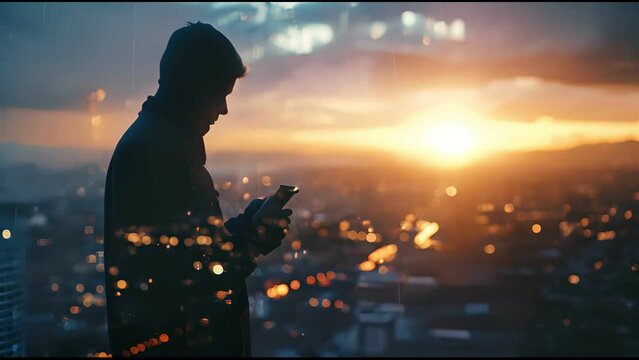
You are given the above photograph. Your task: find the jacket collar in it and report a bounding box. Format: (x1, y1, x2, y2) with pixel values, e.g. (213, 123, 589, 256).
(138, 95, 207, 166)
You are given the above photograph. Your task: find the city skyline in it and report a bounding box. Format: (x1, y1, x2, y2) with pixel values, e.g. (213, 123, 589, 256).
(2, 2, 639, 356)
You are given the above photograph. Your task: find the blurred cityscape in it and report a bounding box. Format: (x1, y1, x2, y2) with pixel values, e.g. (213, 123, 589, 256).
(2, 149, 639, 357)
(3, 2, 639, 357)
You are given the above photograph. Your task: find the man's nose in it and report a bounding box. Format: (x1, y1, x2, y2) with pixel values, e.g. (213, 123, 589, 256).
(220, 100, 228, 115)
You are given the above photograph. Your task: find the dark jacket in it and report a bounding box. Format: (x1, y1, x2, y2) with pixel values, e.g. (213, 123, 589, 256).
(104, 96, 254, 357)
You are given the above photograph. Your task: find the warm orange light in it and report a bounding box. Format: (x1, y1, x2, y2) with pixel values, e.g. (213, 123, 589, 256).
(216, 290, 230, 300)
(306, 275, 316, 285)
(290, 280, 301, 290)
(291, 240, 301, 250)
(276, 284, 289, 296)
(216, 241, 232, 252)
(211, 264, 224, 275)
(196, 236, 208, 245)
(326, 271, 336, 280)
(504, 203, 515, 213)
(429, 123, 474, 156)
(127, 233, 140, 243)
(309, 298, 319, 307)
(593, 261, 603, 270)
(159, 334, 169, 343)
(597, 230, 616, 241)
(568, 274, 580, 284)
(322, 299, 331, 308)
(108, 266, 119, 276)
(368, 244, 398, 263)
(116, 280, 127, 290)
(359, 260, 376, 272)
(483, 244, 496, 255)
(400, 221, 412, 232)
(445, 186, 458, 197)
(266, 288, 277, 298)
(95, 88, 106, 102)
(339, 220, 350, 231)
(414, 222, 439, 249)
(532, 224, 542, 234)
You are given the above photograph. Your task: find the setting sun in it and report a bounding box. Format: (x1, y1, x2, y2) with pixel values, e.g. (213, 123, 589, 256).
(430, 123, 474, 155)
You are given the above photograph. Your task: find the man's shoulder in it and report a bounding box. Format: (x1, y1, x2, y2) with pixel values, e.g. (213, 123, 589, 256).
(111, 131, 150, 167)
(112, 116, 176, 162)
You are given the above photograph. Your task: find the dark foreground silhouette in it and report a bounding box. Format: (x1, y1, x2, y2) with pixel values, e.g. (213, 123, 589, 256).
(104, 22, 292, 357)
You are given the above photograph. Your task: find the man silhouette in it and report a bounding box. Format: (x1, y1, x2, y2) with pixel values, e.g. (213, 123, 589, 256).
(104, 22, 292, 357)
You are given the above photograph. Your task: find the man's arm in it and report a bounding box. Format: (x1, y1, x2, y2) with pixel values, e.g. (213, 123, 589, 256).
(106, 141, 261, 297)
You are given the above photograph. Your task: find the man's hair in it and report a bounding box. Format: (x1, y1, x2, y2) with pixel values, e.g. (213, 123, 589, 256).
(159, 21, 247, 95)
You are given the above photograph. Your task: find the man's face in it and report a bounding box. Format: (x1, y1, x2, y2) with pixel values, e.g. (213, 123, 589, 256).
(193, 80, 236, 136)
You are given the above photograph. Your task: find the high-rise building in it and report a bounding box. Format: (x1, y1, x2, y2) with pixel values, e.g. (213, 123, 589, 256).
(0, 209, 27, 357)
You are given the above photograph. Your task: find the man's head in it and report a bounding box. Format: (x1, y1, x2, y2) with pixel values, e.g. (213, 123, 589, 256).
(158, 22, 247, 136)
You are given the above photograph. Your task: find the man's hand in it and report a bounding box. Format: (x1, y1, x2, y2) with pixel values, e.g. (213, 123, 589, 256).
(252, 208, 293, 256)
(224, 198, 265, 234)
(225, 197, 293, 257)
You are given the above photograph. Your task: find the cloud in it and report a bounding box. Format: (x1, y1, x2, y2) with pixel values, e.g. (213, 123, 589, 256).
(228, 52, 416, 130)
(4, 2, 639, 114)
(354, 3, 639, 90)
(483, 78, 639, 122)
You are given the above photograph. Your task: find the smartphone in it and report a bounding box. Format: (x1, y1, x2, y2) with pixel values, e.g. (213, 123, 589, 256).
(272, 185, 300, 208)
(250, 185, 299, 227)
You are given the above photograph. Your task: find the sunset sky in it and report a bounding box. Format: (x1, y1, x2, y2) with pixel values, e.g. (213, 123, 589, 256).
(2, 2, 639, 167)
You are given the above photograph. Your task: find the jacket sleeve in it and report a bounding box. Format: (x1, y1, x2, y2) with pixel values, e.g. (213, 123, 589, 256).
(106, 142, 258, 300)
